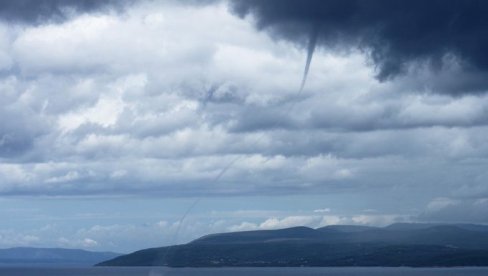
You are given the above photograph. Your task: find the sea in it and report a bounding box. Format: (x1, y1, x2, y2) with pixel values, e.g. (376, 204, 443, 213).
(0, 267, 487, 276)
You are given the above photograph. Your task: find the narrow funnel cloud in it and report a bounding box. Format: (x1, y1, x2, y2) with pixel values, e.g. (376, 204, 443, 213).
(298, 25, 319, 93)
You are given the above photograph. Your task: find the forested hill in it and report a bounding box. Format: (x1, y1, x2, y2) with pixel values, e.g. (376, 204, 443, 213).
(98, 223, 488, 267)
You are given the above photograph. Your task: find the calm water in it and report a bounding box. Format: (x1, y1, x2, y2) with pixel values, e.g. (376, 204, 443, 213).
(1, 267, 488, 276)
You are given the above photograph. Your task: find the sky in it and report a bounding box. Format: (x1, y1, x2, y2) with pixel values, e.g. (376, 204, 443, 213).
(0, 0, 488, 253)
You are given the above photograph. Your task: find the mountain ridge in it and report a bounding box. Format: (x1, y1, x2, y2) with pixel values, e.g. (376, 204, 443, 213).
(0, 247, 121, 267)
(98, 223, 488, 267)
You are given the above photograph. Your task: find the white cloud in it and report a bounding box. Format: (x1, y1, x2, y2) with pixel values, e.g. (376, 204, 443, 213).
(0, 230, 41, 247)
(58, 95, 126, 133)
(82, 238, 98, 248)
(351, 215, 400, 226)
(319, 215, 348, 226)
(259, 216, 320, 230)
(227, 222, 258, 232)
(313, 208, 331, 213)
(418, 197, 488, 224)
(45, 171, 80, 184)
(426, 197, 460, 212)
(57, 237, 99, 249)
(227, 213, 406, 232)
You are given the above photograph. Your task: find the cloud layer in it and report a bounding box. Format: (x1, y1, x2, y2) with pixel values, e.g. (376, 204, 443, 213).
(230, 0, 488, 94)
(0, 1, 487, 198)
(0, 0, 133, 24)
(0, 0, 486, 246)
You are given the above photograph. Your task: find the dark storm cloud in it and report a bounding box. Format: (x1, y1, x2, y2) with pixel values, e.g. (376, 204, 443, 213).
(230, 0, 488, 94)
(0, 0, 133, 24)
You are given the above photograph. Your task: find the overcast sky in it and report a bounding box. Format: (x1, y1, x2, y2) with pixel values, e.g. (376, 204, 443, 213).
(1, 0, 488, 253)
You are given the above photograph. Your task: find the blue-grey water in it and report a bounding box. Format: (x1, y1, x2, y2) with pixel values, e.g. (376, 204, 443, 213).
(1, 267, 488, 276)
